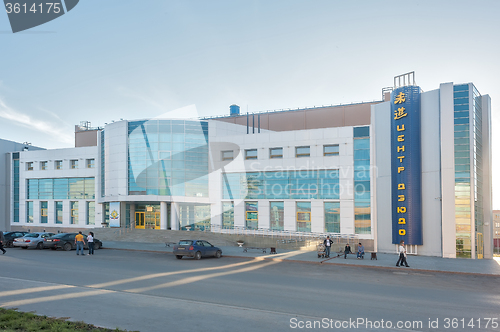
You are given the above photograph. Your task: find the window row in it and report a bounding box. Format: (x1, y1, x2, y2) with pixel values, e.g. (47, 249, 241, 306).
(222, 201, 341, 233)
(221, 201, 370, 234)
(222, 144, 340, 161)
(26, 201, 95, 225)
(26, 159, 95, 171)
(27, 178, 95, 200)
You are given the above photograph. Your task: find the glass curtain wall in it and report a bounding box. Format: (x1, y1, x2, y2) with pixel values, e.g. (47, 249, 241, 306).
(353, 126, 371, 234)
(223, 170, 339, 200)
(453, 84, 483, 258)
(27, 178, 95, 199)
(453, 84, 472, 258)
(13, 153, 19, 223)
(100, 130, 105, 197)
(128, 120, 209, 197)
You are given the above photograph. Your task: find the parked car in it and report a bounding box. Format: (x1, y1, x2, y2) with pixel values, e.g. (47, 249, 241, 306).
(173, 240, 222, 260)
(2, 231, 29, 247)
(45, 233, 103, 251)
(12, 232, 56, 249)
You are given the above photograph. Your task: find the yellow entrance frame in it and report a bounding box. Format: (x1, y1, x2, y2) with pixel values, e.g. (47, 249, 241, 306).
(135, 212, 145, 229)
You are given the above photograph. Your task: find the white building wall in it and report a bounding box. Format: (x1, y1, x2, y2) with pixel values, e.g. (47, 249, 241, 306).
(481, 95, 493, 259)
(209, 121, 369, 239)
(16, 146, 98, 229)
(103, 121, 128, 200)
(440, 82, 457, 258)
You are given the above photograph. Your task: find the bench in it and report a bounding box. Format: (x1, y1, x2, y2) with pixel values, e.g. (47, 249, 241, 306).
(243, 247, 267, 253)
(337, 252, 364, 259)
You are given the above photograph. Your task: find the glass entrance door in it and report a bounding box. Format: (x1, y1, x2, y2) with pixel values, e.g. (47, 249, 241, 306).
(145, 211, 161, 229)
(135, 212, 145, 229)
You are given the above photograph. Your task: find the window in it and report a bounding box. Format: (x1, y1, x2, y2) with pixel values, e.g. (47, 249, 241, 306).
(86, 159, 95, 168)
(27, 162, 33, 171)
(55, 201, 63, 224)
(245, 149, 257, 160)
(353, 126, 370, 138)
(87, 202, 95, 225)
(70, 201, 78, 224)
(270, 202, 284, 231)
(324, 202, 340, 233)
(323, 144, 339, 156)
(55, 160, 63, 169)
(40, 201, 48, 224)
(70, 160, 78, 169)
(245, 202, 258, 230)
(295, 146, 310, 158)
(222, 150, 233, 161)
(26, 201, 33, 223)
(40, 161, 48, 170)
(222, 202, 234, 229)
(296, 202, 311, 232)
(269, 147, 283, 159)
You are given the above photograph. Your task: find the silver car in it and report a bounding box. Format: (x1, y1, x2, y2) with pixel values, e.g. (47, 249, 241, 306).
(13, 232, 55, 249)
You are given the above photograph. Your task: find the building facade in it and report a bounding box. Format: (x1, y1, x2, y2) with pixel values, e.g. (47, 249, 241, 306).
(5, 78, 493, 259)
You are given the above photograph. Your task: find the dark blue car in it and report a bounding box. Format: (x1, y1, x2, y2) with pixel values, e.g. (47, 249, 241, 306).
(173, 240, 222, 260)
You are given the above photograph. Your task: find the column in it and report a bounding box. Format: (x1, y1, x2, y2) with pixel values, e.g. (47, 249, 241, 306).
(160, 202, 167, 230)
(170, 202, 179, 230)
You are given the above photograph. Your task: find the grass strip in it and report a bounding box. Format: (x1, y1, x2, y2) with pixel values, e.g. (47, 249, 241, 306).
(0, 308, 138, 332)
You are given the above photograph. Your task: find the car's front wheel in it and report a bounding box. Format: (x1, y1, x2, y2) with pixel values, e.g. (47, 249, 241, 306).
(63, 243, 72, 251)
(215, 250, 222, 258)
(176, 255, 183, 259)
(194, 251, 202, 260)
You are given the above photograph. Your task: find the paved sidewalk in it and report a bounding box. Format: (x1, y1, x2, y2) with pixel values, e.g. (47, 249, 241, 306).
(102, 241, 500, 276)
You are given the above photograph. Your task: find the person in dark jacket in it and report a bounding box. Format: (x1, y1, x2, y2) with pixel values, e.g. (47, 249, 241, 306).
(0, 231, 6, 254)
(323, 236, 333, 258)
(344, 243, 351, 259)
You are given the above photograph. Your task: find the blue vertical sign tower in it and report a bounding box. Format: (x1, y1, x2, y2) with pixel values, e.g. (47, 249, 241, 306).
(391, 85, 423, 245)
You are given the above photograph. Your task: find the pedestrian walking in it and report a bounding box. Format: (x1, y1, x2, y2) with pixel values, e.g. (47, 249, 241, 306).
(75, 231, 85, 256)
(396, 240, 410, 267)
(87, 232, 94, 255)
(0, 231, 6, 254)
(344, 243, 351, 259)
(323, 236, 333, 258)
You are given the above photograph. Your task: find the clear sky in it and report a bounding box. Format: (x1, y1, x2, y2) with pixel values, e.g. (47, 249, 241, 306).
(1, 0, 499, 207)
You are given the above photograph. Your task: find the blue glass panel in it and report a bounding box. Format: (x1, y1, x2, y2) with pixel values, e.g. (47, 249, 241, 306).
(453, 91, 469, 98)
(453, 84, 469, 92)
(454, 117, 469, 125)
(353, 138, 370, 149)
(353, 126, 369, 138)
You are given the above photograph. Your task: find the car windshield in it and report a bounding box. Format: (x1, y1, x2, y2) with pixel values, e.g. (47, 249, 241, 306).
(178, 240, 192, 246)
(25, 233, 39, 238)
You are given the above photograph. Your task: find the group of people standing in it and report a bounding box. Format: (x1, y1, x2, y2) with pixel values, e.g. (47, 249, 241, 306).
(75, 231, 95, 256)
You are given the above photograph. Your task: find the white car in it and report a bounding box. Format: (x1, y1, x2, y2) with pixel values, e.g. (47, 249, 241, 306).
(13, 232, 55, 249)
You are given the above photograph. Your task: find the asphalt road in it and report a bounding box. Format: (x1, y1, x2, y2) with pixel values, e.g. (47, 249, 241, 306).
(0, 248, 499, 332)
